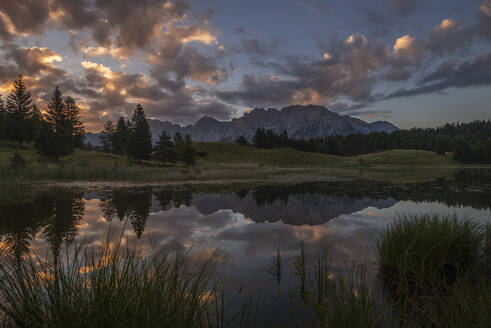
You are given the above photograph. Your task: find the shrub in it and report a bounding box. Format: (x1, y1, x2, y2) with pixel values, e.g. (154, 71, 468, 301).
(8, 151, 29, 170)
(376, 215, 488, 325)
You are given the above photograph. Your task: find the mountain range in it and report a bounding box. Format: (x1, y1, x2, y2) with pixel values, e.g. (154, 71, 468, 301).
(85, 105, 398, 145)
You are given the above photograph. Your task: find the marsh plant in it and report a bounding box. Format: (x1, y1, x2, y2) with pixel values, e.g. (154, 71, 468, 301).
(376, 215, 491, 327)
(0, 231, 249, 328)
(288, 243, 393, 328)
(1, 216, 490, 328)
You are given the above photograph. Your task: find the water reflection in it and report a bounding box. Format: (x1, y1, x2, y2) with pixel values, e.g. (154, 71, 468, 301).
(0, 190, 86, 281)
(0, 170, 490, 292)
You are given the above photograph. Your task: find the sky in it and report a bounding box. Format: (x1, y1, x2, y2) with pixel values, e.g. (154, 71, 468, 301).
(0, 0, 491, 132)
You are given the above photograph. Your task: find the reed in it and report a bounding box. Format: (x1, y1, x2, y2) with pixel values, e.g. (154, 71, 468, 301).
(376, 215, 490, 327)
(0, 232, 227, 328)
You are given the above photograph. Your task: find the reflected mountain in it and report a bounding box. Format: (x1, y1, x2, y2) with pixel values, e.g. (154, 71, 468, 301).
(191, 191, 396, 225)
(1, 169, 491, 259)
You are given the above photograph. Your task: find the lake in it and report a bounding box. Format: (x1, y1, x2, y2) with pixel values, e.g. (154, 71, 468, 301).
(1, 168, 490, 326)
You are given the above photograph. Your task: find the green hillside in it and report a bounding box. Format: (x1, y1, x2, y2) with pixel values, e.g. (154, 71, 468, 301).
(0, 141, 460, 169)
(194, 142, 458, 166)
(0, 141, 462, 183)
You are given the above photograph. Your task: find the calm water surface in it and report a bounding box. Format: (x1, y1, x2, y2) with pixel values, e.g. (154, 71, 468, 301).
(1, 168, 491, 325)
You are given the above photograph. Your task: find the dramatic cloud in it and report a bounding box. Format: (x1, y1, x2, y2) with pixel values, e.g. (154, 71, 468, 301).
(385, 52, 491, 99)
(218, 34, 389, 107)
(0, 0, 491, 129)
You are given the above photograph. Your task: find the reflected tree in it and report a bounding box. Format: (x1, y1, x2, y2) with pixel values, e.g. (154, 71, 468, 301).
(155, 189, 174, 211)
(0, 200, 44, 265)
(127, 188, 152, 238)
(97, 188, 153, 238)
(172, 190, 192, 208)
(42, 191, 85, 266)
(235, 189, 249, 199)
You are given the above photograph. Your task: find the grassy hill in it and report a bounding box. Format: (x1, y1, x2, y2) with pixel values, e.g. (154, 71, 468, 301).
(194, 142, 457, 166)
(0, 141, 461, 183)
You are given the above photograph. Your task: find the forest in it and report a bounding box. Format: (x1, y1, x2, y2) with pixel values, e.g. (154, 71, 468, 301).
(0, 76, 197, 166)
(247, 121, 491, 164)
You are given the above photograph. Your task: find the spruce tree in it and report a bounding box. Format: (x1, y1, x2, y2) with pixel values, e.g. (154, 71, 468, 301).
(128, 104, 153, 162)
(5, 75, 33, 145)
(154, 130, 176, 165)
(182, 134, 197, 166)
(30, 104, 42, 141)
(235, 135, 248, 145)
(0, 95, 6, 141)
(35, 87, 74, 159)
(173, 132, 185, 161)
(99, 120, 115, 153)
(112, 117, 129, 155)
(64, 96, 85, 148)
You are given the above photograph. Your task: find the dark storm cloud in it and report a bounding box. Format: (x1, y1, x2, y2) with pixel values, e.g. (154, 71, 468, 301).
(149, 46, 229, 91)
(218, 34, 388, 107)
(0, 0, 189, 54)
(474, 5, 491, 41)
(94, 0, 189, 52)
(0, 62, 18, 84)
(426, 19, 472, 55)
(51, 0, 98, 29)
(385, 52, 491, 99)
(216, 75, 302, 106)
(144, 97, 235, 123)
(240, 38, 274, 55)
(1, 44, 65, 78)
(387, 0, 424, 16)
(0, 14, 14, 41)
(0, 0, 51, 36)
(148, 23, 230, 91)
(76, 58, 234, 125)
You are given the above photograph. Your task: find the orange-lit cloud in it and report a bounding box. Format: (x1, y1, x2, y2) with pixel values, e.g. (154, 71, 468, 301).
(481, 0, 491, 16)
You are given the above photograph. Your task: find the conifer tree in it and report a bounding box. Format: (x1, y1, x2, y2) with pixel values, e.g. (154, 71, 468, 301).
(30, 104, 42, 141)
(35, 87, 73, 159)
(64, 96, 85, 148)
(235, 135, 248, 145)
(112, 117, 129, 155)
(182, 134, 197, 166)
(173, 132, 185, 161)
(99, 120, 115, 153)
(153, 130, 176, 165)
(0, 95, 6, 141)
(5, 75, 33, 145)
(127, 104, 153, 162)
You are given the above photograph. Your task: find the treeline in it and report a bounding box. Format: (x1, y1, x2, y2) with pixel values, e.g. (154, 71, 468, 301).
(99, 106, 197, 165)
(0, 76, 85, 159)
(246, 121, 491, 163)
(0, 75, 197, 165)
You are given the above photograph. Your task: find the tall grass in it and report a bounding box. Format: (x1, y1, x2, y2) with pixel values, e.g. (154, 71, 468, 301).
(1, 216, 489, 327)
(0, 232, 231, 328)
(288, 243, 394, 327)
(376, 215, 490, 327)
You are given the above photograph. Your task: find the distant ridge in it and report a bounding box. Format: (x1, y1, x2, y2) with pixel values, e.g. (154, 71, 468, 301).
(85, 105, 398, 145)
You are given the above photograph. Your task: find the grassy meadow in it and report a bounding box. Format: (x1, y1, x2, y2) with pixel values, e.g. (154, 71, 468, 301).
(0, 140, 467, 184)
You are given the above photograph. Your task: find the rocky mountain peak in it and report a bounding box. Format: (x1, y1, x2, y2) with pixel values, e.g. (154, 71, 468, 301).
(86, 104, 399, 145)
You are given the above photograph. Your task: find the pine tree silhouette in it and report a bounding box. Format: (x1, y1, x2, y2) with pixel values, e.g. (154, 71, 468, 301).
(154, 130, 177, 164)
(128, 104, 153, 162)
(5, 75, 33, 146)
